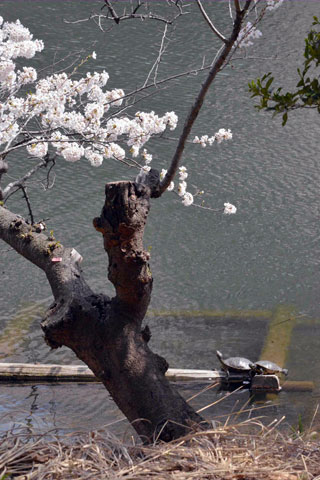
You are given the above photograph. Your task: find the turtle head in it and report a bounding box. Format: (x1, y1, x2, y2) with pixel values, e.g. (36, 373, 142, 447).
(282, 368, 289, 376)
(216, 350, 223, 361)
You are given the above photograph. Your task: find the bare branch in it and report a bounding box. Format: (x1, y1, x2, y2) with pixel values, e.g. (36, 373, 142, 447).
(228, 0, 234, 19)
(234, 0, 241, 14)
(104, 0, 120, 24)
(143, 23, 169, 88)
(0, 205, 91, 301)
(41, 157, 56, 191)
(159, 1, 252, 194)
(196, 0, 227, 43)
(132, 1, 143, 15)
(2, 156, 53, 201)
(64, 0, 188, 28)
(124, 61, 218, 106)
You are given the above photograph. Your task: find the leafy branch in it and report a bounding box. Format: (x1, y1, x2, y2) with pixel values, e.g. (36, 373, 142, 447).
(248, 16, 320, 126)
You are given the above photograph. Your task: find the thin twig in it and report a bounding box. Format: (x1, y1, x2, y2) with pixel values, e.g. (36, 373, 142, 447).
(143, 23, 169, 88)
(104, 0, 120, 24)
(229, 0, 234, 19)
(20, 185, 35, 224)
(2, 157, 52, 200)
(125, 61, 218, 103)
(41, 157, 56, 191)
(64, 0, 187, 28)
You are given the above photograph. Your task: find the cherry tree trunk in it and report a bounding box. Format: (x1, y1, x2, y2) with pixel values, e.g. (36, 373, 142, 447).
(0, 181, 205, 442)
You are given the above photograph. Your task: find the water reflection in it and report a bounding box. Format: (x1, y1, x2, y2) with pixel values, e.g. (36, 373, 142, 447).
(0, 306, 319, 434)
(0, 383, 128, 435)
(1, 381, 318, 437)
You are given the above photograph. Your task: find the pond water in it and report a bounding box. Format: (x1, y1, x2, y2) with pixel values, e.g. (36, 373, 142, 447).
(0, 0, 320, 435)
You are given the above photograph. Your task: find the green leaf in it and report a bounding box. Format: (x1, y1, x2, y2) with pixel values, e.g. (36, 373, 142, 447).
(265, 76, 274, 90)
(282, 112, 288, 126)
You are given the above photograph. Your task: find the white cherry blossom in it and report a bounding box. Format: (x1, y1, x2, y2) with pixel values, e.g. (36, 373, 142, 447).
(193, 129, 232, 147)
(86, 150, 103, 167)
(105, 88, 124, 107)
(27, 141, 48, 158)
(266, 0, 284, 11)
(160, 169, 167, 181)
(179, 166, 188, 181)
(237, 22, 262, 48)
(142, 165, 151, 173)
(61, 144, 84, 162)
(224, 203, 237, 214)
(182, 192, 194, 207)
(215, 128, 233, 144)
(178, 181, 187, 197)
(142, 149, 152, 164)
(17, 66, 37, 84)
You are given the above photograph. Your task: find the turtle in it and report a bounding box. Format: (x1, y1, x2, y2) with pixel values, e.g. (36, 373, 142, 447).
(216, 350, 255, 375)
(253, 360, 288, 376)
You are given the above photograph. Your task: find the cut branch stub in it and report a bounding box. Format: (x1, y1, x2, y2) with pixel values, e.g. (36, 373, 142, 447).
(0, 158, 8, 201)
(93, 181, 152, 318)
(0, 159, 8, 174)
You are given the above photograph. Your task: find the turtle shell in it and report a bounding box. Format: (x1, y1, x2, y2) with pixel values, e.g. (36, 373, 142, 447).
(216, 350, 254, 373)
(254, 360, 288, 376)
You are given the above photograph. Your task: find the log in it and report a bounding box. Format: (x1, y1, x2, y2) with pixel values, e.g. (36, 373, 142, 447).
(0, 362, 97, 382)
(0, 363, 314, 391)
(0, 362, 223, 383)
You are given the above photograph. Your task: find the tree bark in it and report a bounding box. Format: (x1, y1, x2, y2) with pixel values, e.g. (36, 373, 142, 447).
(0, 181, 205, 442)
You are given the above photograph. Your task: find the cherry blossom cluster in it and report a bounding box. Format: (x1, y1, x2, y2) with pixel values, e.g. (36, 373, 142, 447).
(193, 128, 233, 148)
(266, 0, 284, 11)
(0, 16, 43, 89)
(236, 1, 284, 50)
(159, 165, 193, 206)
(0, 18, 178, 168)
(1, 17, 237, 213)
(237, 22, 262, 49)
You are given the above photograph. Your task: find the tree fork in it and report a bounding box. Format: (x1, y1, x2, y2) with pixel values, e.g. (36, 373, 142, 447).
(0, 183, 206, 442)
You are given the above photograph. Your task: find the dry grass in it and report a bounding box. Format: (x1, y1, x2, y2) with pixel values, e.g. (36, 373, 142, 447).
(1, 416, 320, 480)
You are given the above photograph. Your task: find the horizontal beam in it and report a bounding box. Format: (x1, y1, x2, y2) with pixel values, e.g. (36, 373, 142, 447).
(0, 363, 314, 392)
(0, 362, 224, 382)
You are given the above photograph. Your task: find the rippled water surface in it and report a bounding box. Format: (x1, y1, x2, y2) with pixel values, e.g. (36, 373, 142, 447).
(1, 0, 320, 433)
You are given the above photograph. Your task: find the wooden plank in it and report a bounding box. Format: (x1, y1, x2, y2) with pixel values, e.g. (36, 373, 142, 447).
(0, 363, 225, 383)
(0, 363, 97, 382)
(0, 363, 314, 391)
(166, 368, 224, 381)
